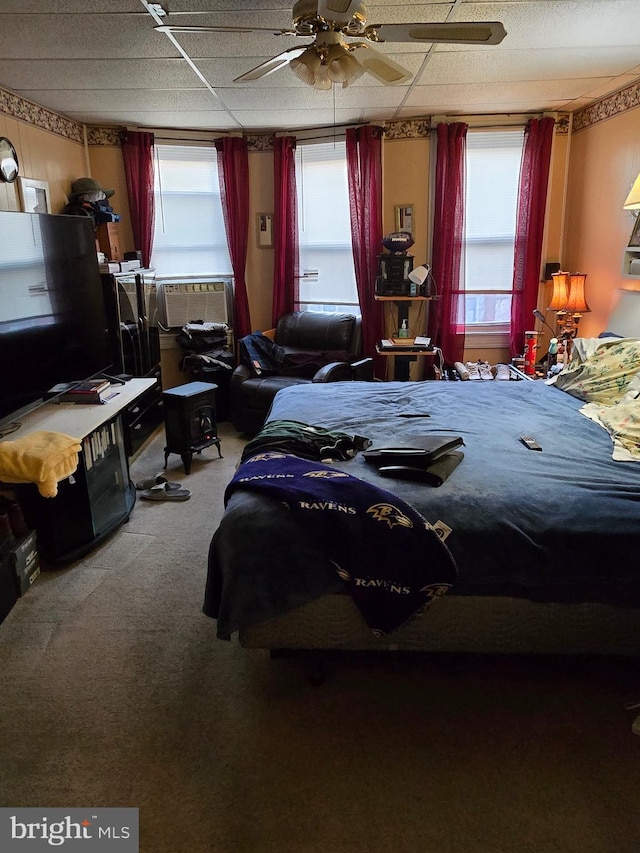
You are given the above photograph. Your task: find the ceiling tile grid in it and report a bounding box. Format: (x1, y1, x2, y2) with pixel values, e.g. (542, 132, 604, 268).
(0, 1, 638, 131)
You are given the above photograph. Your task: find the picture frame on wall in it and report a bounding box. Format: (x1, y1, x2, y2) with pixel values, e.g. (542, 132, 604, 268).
(628, 214, 640, 248)
(18, 177, 51, 214)
(256, 212, 274, 248)
(394, 204, 414, 234)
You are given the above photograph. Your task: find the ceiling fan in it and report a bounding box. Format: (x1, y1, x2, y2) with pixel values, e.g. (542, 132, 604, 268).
(155, 0, 507, 90)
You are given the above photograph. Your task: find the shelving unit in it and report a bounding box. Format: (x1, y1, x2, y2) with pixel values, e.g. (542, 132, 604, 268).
(8, 379, 155, 564)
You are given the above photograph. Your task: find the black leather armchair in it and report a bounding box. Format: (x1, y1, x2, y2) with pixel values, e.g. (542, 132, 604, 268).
(230, 311, 373, 435)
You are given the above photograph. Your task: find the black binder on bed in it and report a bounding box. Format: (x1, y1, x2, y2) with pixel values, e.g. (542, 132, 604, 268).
(363, 434, 464, 466)
(363, 435, 465, 486)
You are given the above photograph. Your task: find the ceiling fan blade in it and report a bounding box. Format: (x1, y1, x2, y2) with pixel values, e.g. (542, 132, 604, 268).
(233, 47, 307, 83)
(155, 24, 296, 36)
(363, 21, 507, 46)
(349, 44, 412, 85)
(316, 1, 364, 26)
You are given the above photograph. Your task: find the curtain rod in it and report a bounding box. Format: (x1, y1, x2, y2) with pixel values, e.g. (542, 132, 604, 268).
(432, 112, 557, 130)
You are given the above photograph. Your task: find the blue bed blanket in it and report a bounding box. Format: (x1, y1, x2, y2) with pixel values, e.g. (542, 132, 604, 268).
(222, 452, 457, 637)
(205, 380, 640, 639)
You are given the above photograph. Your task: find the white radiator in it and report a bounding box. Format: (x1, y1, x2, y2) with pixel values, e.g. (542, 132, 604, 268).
(157, 280, 232, 328)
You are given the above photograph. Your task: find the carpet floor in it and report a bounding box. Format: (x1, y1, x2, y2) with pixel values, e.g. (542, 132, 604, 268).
(1, 422, 640, 853)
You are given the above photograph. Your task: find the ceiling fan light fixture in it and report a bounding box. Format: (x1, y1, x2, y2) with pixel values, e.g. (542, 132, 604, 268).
(326, 44, 363, 84)
(290, 48, 321, 85)
(313, 64, 333, 89)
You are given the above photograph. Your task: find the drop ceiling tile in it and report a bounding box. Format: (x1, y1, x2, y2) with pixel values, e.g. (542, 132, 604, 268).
(335, 87, 413, 108)
(230, 110, 342, 130)
(404, 78, 614, 109)
(0, 59, 198, 91)
(456, 1, 640, 50)
(169, 0, 293, 10)
(63, 110, 236, 129)
(2, 1, 139, 10)
(416, 46, 640, 86)
(0, 15, 178, 59)
(358, 107, 409, 121)
(16, 89, 216, 113)
(579, 74, 640, 100)
(214, 86, 339, 111)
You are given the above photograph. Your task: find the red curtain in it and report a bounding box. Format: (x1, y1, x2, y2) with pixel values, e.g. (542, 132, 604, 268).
(120, 130, 155, 269)
(272, 136, 299, 325)
(510, 117, 555, 356)
(429, 122, 467, 365)
(215, 137, 251, 340)
(346, 126, 384, 374)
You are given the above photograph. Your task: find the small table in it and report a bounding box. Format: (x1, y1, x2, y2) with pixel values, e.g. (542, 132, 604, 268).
(376, 346, 438, 381)
(162, 381, 223, 474)
(374, 295, 435, 380)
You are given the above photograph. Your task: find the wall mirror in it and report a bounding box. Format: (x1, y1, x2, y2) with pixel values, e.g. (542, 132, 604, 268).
(0, 137, 19, 183)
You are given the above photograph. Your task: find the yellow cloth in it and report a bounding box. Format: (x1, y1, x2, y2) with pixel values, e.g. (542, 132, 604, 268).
(0, 430, 82, 497)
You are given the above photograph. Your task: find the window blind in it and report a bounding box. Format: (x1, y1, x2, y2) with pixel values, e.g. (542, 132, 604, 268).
(151, 144, 232, 277)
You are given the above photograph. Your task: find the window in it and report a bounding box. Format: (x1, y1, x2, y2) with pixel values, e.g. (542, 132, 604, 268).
(151, 144, 232, 277)
(463, 129, 524, 333)
(295, 140, 359, 314)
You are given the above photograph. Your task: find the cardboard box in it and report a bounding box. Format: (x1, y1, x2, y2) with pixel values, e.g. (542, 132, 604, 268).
(10, 530, 40, 596)
(0, 545, 18, 624)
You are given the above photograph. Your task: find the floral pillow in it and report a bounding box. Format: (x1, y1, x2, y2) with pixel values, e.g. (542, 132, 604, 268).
(554, 338, 640, 404)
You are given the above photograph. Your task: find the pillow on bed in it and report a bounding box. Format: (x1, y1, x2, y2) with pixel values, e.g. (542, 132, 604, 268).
(554, 338, 640, 404)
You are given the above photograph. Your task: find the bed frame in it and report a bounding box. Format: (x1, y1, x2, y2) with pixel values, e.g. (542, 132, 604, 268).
(240, 591, 640, 656)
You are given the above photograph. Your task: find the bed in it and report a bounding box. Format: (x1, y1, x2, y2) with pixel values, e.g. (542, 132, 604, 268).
(204, 331, 640, 656)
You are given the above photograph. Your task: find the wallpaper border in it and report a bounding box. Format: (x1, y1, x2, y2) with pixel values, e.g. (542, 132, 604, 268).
(0, 85, 84, 143)
(573, 79, 640, 132)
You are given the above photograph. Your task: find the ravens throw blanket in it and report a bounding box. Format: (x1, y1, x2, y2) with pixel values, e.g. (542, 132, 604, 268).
(225, 452, 458, 636)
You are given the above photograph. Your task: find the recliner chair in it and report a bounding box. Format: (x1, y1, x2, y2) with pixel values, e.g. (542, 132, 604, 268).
(230, 311, 373, 435)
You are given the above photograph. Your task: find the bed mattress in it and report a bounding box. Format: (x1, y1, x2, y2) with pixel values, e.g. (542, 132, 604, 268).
(205, 380, 640, 643)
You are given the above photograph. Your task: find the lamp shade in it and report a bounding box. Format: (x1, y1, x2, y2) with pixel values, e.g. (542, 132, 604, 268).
(408, 265, 429, 285)
(290, 48, 321, 85)
(326, 44, 363, 85)
(549, 271, 570, 310)
(565, 273, 590, 313)
(624, 172, 640, 210)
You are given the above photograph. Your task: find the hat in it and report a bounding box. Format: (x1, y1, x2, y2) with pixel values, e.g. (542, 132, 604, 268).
(70, 177, 114, 199)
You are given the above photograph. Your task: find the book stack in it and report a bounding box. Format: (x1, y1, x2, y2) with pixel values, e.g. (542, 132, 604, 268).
(51, 379, 113, 404)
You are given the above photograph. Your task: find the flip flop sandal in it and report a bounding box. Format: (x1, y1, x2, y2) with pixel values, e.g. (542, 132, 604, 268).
(140, 483, 191, 502)
(135, 474, 182, 491)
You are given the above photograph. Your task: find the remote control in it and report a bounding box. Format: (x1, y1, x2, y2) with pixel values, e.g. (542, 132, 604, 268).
(520, 435, 542, 451)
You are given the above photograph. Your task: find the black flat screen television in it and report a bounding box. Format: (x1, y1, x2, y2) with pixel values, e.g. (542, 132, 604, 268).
(0, 211, 114, 426)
